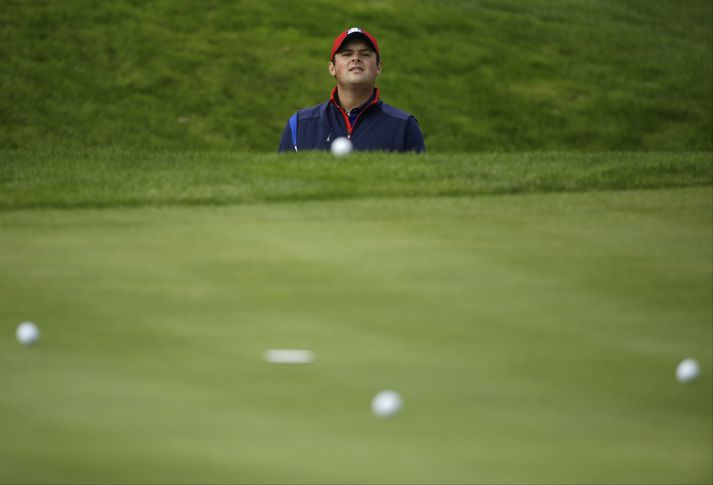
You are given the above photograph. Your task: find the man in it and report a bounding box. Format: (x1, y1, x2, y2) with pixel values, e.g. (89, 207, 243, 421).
(278, 27, 425, 153)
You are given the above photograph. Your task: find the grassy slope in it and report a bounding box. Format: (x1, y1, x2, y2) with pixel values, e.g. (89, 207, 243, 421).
(0, 188, 711, 483)
(0, 150, 711, 209)
(1, 0, 711, 152)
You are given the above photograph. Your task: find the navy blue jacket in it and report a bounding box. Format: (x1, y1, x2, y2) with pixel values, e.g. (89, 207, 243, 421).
(279, 88, 425, 153)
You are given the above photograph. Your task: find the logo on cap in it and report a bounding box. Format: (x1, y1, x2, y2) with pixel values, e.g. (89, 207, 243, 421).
(330, 27, 379, 61)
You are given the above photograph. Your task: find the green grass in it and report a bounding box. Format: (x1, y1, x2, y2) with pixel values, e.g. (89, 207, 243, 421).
(0, 149, 711, 209)
(2, 0, 711, 480)
(0, 150, 711, 483)
(1, 0, 711, 151)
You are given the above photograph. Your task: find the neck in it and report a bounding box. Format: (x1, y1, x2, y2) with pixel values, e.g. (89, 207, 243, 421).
(336, 85, 374, 111)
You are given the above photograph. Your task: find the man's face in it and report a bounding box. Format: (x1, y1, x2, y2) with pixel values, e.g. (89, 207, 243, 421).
(329, 38, 381, 87)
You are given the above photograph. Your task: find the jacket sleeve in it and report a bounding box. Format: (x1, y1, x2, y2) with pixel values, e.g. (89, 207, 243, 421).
(404, 117, 426, 153)
(278, 120, 294, 153)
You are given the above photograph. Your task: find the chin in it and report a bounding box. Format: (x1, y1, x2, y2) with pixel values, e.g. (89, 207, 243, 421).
(344, 75, 374, 85)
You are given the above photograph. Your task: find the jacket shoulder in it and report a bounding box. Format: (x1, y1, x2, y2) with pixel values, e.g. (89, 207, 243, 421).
(297, 101, 329, 121)
(379, 102, 414, 121)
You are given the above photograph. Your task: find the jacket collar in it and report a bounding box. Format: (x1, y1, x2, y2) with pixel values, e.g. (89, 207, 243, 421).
(329, 86, 380, 113)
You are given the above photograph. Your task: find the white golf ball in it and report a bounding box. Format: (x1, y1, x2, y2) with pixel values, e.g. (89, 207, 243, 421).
(371, 390, 403, 418)
(16, 321, 40, 346)
(676, 358, 700, 383)
(330, 137, 353, 157)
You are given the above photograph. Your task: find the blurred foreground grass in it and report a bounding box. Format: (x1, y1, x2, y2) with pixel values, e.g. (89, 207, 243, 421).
(0, 159, 711, 481)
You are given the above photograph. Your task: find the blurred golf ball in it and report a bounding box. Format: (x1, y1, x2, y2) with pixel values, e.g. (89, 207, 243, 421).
(371, 390, 403, 418)
(16, 321, 40, 346)
(330, 137, 353, 157)
(676, 358, 700, 383)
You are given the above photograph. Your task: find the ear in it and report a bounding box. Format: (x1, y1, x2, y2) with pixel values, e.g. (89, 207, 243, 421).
(328, 61, 336, 78)
(376, 60, 382, 76)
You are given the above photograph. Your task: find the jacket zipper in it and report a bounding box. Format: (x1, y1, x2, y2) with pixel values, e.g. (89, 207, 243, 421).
(330, 88, 380, 140)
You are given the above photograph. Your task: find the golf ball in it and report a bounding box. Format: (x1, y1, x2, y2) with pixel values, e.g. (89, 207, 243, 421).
(16, 321, 40, 346)
(330, 137, 353, 157)
(371, 390, 403, 418)
(676, 358, 700, 383)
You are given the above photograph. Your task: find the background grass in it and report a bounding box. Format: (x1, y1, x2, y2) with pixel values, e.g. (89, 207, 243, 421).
(1, 0, 712, 152)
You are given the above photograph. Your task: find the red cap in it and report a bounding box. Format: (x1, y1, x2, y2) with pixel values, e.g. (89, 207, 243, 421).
(330, 27, 380, 61)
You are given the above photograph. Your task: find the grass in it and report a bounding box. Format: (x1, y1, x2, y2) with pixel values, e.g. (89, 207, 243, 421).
(1, 0, 711, 152)
(0, 150, 711, 483)
(2, 0, 711, 481)
(0, 149, 711, 209)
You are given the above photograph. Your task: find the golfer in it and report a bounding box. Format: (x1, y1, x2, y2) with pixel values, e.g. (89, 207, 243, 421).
(278, 27, 425, 153)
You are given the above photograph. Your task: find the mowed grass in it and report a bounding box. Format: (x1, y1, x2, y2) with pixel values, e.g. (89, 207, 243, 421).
(0, 150, 711, 209)
(0, 164, 711, 482)
(1, 0, 711, 151)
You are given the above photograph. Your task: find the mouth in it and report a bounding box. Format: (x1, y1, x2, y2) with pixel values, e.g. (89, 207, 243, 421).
(349, 67, 364, 72)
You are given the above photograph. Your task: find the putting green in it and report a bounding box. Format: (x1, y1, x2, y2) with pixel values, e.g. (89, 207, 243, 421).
(1, 187, 711, 483)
